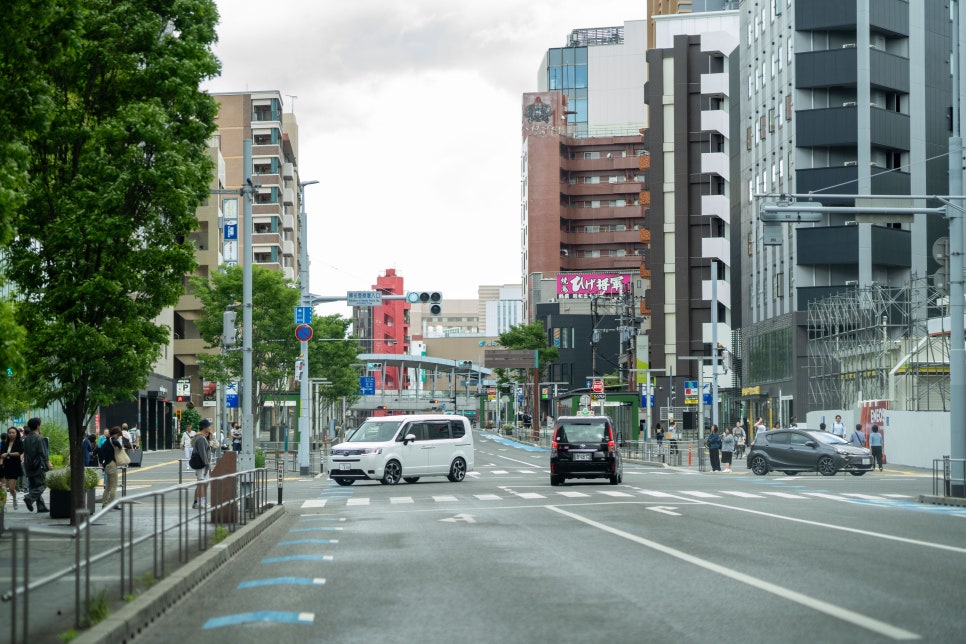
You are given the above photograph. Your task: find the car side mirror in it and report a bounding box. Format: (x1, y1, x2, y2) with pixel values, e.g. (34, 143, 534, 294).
(403, 433, 416, 445)
(805, 440, 817, 447)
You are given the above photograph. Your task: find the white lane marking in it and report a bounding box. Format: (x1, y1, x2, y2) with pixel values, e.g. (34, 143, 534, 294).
(346, 498, 369, 507)
(547, 506, 920, 641)
(638, 490, 678, 498)
(474, 494, 502, 501)
(598, 491, 635, 498)
(515, 492, 546, 500)
(439, 513, 476, 523)
(762, 491, 806, 499)
(518, 469, 536, 474)
(646, 506, 681, 516)
(433, 495, 458, 503)
(466, 472, 481, 478)
(301, 500, 328, 508)
(719, 490, 764, 498)
(881, 494, 913, 498)
(491, 470, 510, 475)
(678, 490, 720, 498)
(802, 493, 848, 501)
(557, 491, 591, 498)
(390, 497, 414, 504)
(841, 493, 886, 500)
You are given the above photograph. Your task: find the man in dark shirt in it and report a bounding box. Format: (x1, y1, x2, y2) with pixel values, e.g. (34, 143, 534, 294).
(23, 417, 52, 513)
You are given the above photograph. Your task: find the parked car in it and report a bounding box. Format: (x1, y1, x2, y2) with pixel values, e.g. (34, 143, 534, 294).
(550, 415, 623, 486)
(329, 414, 474, 486)
(746, 429, 873, 476)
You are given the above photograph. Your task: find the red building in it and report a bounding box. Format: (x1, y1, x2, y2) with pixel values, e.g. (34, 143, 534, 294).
(352, 268, 411, 391)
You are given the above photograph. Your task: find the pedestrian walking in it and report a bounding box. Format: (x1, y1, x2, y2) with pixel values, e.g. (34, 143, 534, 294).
(98, 426, 124, 510)
(869, 425, 884, 471)
(830, 414, 847, 439)
(733, 420, 746, 459)
(22, 417, 52, 513)
(181, 425, 196, 471)
(190, 419, 214, 509)
(1, 426, 25, 509)
(706, 424, 722, 472)
(849, 424, 866, 448)
(667, 419, 679, 455)
(721, 427, 736, 473)
(82, 432, 93, 467)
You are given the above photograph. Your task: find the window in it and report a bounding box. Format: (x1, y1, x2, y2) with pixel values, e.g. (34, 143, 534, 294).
(426, 421, 452, 441)
(769, 108, 775, 132)
(785, 95, 792, 120)
(746, 126, 753, 151)
(609, 249, 627, 257)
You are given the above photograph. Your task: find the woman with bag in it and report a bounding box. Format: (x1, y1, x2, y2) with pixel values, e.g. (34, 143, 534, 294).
(98, 426, 125, 510)
(721, 427, 736, 473)
(1, 426, 25, 509)
(706, 424, 722, 472)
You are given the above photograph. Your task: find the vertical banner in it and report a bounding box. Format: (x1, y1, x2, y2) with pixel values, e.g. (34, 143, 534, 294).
(859, 399, 889, 455)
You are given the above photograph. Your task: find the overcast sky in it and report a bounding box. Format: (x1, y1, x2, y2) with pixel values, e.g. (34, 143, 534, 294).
(205, 0, 644, 317)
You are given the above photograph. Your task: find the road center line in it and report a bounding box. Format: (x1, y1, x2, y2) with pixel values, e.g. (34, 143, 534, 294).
(546, 505, 920, 641)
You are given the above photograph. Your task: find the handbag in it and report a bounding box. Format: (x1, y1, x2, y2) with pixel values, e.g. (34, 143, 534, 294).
(114, 444, 131, 466)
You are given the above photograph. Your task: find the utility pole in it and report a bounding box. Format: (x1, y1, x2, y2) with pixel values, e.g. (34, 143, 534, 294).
(297, 180, 319, 476)
(240, 139, 255, 473)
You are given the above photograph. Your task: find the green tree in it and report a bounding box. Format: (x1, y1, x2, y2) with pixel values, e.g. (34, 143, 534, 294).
(496, 322, 558, 417)
(190, 265, 301, 434)
(308, 314, 362, 409)
(5, 0, 220, 523)
(0, 1, 76, 410)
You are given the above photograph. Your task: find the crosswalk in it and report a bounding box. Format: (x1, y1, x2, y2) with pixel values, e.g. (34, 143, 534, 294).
(302, 487, 917, 509)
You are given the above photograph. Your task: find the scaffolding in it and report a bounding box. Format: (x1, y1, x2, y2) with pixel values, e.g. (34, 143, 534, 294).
(807, 277, 951, 411)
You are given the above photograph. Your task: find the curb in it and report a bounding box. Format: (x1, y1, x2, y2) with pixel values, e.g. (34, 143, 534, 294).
(74, 504, 286, 643)
(918, 494, 966, 507)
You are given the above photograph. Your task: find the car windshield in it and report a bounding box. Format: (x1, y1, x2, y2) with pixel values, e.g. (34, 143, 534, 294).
(344, 420, 402, 443)
(556, 422, 609, 443)
(807, 430, 848, 445)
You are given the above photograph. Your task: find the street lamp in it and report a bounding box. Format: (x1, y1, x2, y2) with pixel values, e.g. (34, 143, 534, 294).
(298, 179, 319, 475)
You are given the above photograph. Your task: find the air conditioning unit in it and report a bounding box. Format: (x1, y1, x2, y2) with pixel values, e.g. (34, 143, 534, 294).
(842, 101, 857, 107)
(845, 220, 857, 226)
(844, 160, 858, 166)
(845, 280, 858, 286)
(842, 43, 856, 49)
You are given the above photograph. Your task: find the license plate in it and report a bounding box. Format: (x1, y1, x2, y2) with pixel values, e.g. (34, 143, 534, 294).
(340, 463, 350, 470)
(574, 453, 590, 461)
(856, 458, 868, 465)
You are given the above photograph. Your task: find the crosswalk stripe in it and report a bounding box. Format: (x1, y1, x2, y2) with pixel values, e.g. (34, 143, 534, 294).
(346, 498, 369, 506)
(301, 499, 328, 508)
(390, 497, 414, 504)
(762, 491, 805, 499)
(515, 492, 547, 500)
(474, 494, 502, 501)
(558, 491, 591, 498)
(638, 490, 677, 497)
(719, 490, 763, 498)
(599, 491, 635, 497)
(802, 492, 846, 500)
(433, 495, 458, 503)
(840, 493, 886, 500)
(518, 470, 536, 474)
(880, 493, 912, 498)
(679, 490, 720, 498)
(491, 470, 509, 475)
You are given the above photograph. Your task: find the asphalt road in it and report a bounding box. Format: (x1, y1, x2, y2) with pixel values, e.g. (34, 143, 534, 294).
(135, 431, 966, 644)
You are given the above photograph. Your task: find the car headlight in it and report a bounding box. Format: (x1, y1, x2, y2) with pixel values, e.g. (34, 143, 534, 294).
(835, 448, 850, 455)
(362, 447, 382, 455)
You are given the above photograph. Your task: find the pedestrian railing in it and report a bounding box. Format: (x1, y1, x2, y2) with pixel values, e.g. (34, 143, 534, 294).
(932, 456, 966, 499)
(2, 467, 269, 643)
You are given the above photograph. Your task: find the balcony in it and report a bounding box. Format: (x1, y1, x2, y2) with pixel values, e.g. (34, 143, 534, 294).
(559, 156, 641, 173)
(701, 195, 729, 223)
(796, 106, 909, 150)
(701, 72, 729, 97)
(797, 224, 911, 267)
(252, 231, 282, 247)
(701, 152, 729, 181)
(796, 0, 908, 37)
(282, 213, 296, 230)
(701, 110, 728, 137)
(561, 205, 641, 222)
(283, 239, 295, 257)
(795, 165, 910, 198)
(562, 181, 641, 197)
(283, 187, 295, 205)
(282, 162, 294, 179)
(796, 48, 909, 93)
(560, 229, 640, 245)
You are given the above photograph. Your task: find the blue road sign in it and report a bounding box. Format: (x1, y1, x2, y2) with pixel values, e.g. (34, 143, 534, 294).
(295, 324, 313, 342)
(224, 223, 238, 241)
(360, 376, 376, 395)
(294, 306, 312, 325)
(225, 382, 239, 408)
(702, 382, 712, 405)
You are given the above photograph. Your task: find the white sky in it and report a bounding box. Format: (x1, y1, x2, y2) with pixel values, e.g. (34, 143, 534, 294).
(205, 0, 645, 317)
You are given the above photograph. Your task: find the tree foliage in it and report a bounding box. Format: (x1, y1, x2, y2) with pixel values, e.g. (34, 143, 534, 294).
(495, 321, 559, 388)
(4, 0, 220, 523)
(191, 266, 362, 430)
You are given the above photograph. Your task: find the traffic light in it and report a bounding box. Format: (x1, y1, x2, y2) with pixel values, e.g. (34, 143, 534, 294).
(222, 310, 238, 347)
(407, 291, 443, 315)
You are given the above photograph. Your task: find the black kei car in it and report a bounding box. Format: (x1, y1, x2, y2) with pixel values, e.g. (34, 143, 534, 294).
(747, 428, 874, 476)
(550, 415, 623, 486)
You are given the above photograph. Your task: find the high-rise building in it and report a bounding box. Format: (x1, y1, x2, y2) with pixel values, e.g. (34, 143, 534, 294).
(643, 9, 740, 420)
(172, 91, 303, 407)
(738, 2, 951, 422)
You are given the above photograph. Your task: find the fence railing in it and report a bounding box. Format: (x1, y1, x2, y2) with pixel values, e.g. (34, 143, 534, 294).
(932, 456, 966, 498)
(3, 467, 270, 643)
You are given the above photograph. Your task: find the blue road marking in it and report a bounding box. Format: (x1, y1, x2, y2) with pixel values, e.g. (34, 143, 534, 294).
(848, 498, 966, 517)
(289, 526, 342, 532)
(479, 431, 548, 452)
(278, 538, 339, 546)
(238, 577, 326, 589)
(262, 555, 333, 563)
(204, 610, 314, 629)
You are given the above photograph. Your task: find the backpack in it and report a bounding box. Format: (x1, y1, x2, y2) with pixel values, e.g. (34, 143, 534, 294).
(189, 450, 205, 470)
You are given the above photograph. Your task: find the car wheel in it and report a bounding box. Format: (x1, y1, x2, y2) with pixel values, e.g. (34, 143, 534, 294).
(382, 460, 402, 485)
(447, 457, 467, 482)
(817, 456, 838, 476)
(550, 474, 563, 486)
(849, 471, 866, 476)
(750, 455, 769, 476)
(334, 477, 354, 486)
(609, 473, 619, 485)
(782, 471, 799, 476)
(403, 477, 420, 483)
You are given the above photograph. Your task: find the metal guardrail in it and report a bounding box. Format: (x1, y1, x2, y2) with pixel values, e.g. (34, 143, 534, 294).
(932, 456, 966, 498)
(3, 467, 270, 643)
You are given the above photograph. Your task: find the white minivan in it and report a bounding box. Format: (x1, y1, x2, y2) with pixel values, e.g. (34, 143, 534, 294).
(329, 414, 475, 486)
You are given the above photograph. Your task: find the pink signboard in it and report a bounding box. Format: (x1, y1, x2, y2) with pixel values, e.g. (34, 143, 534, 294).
(556, 273, 631, 296)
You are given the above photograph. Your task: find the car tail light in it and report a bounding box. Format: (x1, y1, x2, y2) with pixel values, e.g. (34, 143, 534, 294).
(551, 440, 558, 456)
(606, 428, 615, 454)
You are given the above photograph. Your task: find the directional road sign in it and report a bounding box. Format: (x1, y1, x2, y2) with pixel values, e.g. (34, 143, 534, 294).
(360, 376, 376, 395)
(484, 349, 538, 369)
(347, 290, 383, 307)
(294, 306, 313, 325)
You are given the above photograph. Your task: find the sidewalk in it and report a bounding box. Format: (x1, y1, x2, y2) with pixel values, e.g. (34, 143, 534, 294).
(0, 449, 277, 643)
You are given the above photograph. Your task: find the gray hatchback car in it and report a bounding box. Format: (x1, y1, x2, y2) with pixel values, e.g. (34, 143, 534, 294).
(747, 429, 873, 476)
